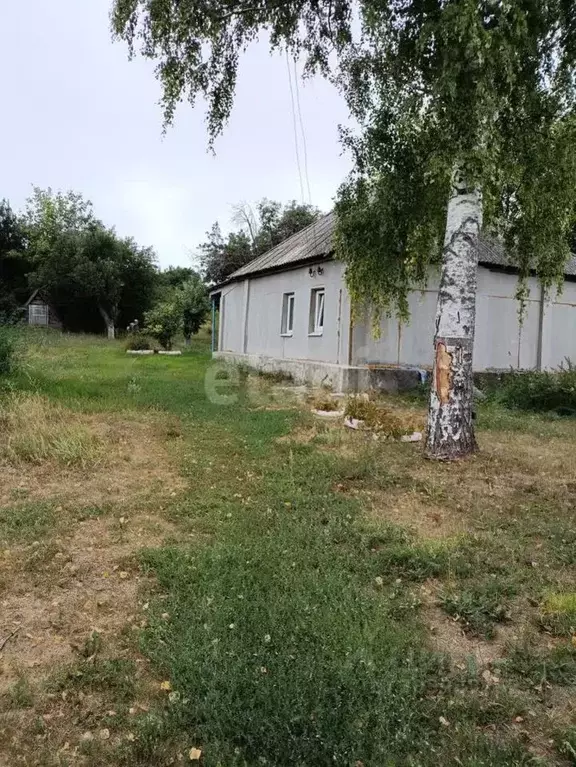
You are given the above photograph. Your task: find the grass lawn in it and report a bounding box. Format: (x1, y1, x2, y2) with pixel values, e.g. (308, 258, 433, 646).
(0, 329, 575, 766)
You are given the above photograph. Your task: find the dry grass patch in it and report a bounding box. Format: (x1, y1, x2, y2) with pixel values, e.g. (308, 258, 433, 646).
(0, 395, 185, 508)
(0, 395, 188, 764)
(0, 393, 105, 467)
(0, 508, 179, 765)
(345, 395, 426, 436)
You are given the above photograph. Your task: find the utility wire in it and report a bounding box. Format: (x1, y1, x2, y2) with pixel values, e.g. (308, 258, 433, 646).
(286, 49, 305, 204)
(293, 58, 313, 207)
(287, 54, 320, 256)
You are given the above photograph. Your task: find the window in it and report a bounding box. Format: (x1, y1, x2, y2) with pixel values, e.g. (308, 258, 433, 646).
(281, 292, 295, 336)
(309, 288, 325, 335)
(29, 303, 48, 326)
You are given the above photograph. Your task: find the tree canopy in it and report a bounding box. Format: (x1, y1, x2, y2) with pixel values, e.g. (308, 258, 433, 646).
(199, 199, 320, 284)
(0, 200, 28, 319)
(22, 188, 159, 334)
(113, 0, 576, 311)
(335, 1, 576, 320)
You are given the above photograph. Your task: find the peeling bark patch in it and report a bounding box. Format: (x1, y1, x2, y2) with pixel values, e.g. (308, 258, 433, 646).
(435, 342, 453, 405)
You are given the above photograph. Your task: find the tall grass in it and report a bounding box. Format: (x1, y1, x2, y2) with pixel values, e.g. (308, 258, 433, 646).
(0, 326, 17, 376)
(0, 392, 104, 466)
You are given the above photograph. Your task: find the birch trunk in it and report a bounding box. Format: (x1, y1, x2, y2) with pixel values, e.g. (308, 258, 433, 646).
(99, 307, 116, 341)
(425, 175, 483, 461)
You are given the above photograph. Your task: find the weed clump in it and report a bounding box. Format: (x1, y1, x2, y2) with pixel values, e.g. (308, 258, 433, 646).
(540, 592, 576, 637)
(345, 396, 425, 437)
(495, 362, 576, 414)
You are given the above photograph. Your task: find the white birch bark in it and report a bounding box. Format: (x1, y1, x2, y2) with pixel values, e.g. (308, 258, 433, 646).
(425, 174, 483, 460)
(99, 307, 116, 340)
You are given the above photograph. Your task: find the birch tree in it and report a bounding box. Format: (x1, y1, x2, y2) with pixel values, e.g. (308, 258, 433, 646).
(112, 0, 576, 459)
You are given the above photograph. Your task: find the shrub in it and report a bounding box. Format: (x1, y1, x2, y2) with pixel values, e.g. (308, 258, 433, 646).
(0, 327, 16, 376)
(145, 301, 182, 350)
(496, 361, 576, 414)
(124, 333, 153, 351)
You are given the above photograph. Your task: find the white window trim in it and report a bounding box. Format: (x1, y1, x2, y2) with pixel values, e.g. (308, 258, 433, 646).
(281, 292, 295, 336)
(309, 288, 325, 336)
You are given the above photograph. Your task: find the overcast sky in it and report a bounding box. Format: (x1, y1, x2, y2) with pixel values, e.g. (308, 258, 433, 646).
(1, 0, 351, 269)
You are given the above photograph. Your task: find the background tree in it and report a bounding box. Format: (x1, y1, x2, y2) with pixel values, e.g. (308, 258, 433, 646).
(199, 223, 254, 285)
(199, 200, 320, 284)
(24, 187, 97, 256)
(253, 200, 320, 256)
(176, 276, 210, 345)
(113, 0, 576, 460)
(0, 200, 29, 320)
(25, 187, 158, 336)
(158, 266, 199, 293)
(116, 240, 159, 330)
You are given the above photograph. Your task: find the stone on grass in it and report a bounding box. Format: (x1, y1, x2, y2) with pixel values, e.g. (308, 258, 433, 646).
(400, 431, 423, 443)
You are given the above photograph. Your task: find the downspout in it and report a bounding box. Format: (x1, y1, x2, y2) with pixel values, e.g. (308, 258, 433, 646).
(211, 298, 217, 353)
(347, 305, 354, 367)
(336, 289, 342, 364)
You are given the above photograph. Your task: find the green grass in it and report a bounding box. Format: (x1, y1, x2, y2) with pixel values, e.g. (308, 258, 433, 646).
(2, 328, 574, 766)
(7, 677, 35, 709)
(499, 642, 576, 688)
(0, 501, 56, 544)
(439, 583, 515, 640)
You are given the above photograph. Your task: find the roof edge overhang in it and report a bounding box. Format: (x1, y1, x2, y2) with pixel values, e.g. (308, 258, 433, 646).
(208, 251, 576, 297)
(209, 251, 335, 295)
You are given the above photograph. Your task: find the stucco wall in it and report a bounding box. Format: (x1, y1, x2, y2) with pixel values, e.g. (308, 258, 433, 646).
(219, 281, 245, 353)
(547, 281, 576, 369)
(352, 267, 571, 371)
(217, 263, 576, 372)
(219, 261, 351, 364)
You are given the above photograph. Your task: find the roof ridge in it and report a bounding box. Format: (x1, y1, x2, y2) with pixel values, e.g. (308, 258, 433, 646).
(215, 211, 576, 286)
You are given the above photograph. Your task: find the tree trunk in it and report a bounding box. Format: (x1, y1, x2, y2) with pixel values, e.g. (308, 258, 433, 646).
(98, 306, 116, 341)
(425, 175, 483, 461)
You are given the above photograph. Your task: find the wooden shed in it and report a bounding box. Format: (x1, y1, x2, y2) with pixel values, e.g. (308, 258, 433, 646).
(23, 289, 62, 329)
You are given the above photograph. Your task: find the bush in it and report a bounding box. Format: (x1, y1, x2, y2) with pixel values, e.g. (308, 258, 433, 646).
(0, 327, 16, 376)
(495, 361, 576, 414)
(145, 301, 182, 350)
(124, 333, 153, 351)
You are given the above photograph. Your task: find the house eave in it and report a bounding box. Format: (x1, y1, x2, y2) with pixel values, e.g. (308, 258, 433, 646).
(209, 251, 335, 295)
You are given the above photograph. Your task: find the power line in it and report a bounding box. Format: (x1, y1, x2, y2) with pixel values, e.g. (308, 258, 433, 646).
(285, 49, 305, 204)
(292, 58, 313, 207)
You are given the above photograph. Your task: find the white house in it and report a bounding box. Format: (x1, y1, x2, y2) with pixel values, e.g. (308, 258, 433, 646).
(210, 212, 576, 391)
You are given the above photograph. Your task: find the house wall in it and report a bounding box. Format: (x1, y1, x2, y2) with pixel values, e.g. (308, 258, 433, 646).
(219, 261, 351, 365)
(217, 263, 576, 374)
(546, 281, 576, 369)
(352, 267, 575, 371)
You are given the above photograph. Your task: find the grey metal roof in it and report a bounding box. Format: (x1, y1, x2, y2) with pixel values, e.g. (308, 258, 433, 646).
(478, 237, 576, 277)
(224, 211, 336, 282)
(221, 210, 576, 283)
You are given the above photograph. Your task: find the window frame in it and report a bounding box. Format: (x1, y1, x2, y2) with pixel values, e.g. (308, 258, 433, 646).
(309, 288, 325, 336)
(281, 292, 295, 336)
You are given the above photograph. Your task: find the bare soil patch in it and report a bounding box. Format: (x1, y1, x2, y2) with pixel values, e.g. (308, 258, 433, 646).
(0, 397, 186, 764)
(0, 400, 185, 508)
